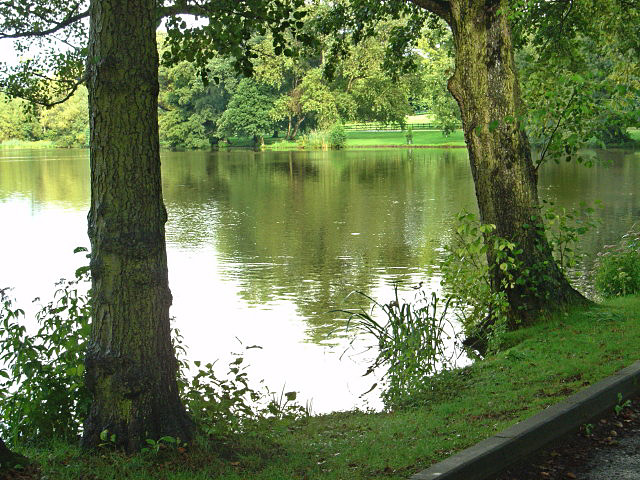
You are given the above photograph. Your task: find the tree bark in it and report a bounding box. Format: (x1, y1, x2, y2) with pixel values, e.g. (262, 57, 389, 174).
(0, 438, 29, 470)
(444, 0, 587, 324)
(82, 0, 192, 451)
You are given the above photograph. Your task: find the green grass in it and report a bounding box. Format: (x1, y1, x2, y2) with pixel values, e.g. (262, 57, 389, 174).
(628, 128, 640, 142)
(15, 295, 640, 480)
(261, 129, 466, 150)
(0, 139, 56, 149)
(345, 129, 465, 147)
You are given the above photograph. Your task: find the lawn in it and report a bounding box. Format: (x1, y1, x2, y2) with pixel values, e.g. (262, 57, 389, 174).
(345, 129, 465, 147)
(16, 295, 640, 480)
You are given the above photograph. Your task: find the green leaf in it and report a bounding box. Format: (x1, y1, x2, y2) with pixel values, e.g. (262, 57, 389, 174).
(285, 391, 297, 401)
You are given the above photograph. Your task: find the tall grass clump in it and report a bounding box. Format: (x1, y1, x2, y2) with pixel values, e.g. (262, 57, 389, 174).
(0, 139, 55, 149)
(340, 287, 462, 408)
(297, 130, 328, 150)
(595, 226, 640, 297)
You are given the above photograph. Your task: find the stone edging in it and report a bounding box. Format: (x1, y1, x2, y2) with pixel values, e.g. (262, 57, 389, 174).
(409, 361, 640, 480)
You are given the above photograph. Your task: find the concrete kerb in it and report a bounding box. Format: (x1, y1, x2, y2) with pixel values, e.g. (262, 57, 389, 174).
(409, 361, 640, 480)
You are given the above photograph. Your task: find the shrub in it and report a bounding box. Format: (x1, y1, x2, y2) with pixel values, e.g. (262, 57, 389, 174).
(0, 250, 307, 449)
(0, 257, 91, 444)
(595, 227, 640, 297)
(328, 123, 347, 149)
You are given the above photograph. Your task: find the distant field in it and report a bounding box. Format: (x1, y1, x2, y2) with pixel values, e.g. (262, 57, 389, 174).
(346, 129, 465, 147)
(406, 113, 436, 124)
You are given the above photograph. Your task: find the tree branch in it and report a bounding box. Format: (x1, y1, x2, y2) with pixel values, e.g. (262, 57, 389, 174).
(535, 88, 578, 170)
(407, 0, 451, 25)
(0, 10, 89, 40)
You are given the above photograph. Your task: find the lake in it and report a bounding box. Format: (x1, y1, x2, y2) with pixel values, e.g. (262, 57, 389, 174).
(1, 147, 638, 412)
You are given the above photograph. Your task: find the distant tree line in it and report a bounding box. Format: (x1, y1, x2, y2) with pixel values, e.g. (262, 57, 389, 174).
(1, 4, 637, 150)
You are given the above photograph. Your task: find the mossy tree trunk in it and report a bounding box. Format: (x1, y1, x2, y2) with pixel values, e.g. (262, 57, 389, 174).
(413, 0, 587, 324)
(82, 0, 192, 451)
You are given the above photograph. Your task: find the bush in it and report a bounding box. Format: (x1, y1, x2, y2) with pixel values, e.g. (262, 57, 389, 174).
(0, 252, 307, 449)
(0, 259, 91, 444)
(595, 227, 640, 297)
(328, 123, 347, 149)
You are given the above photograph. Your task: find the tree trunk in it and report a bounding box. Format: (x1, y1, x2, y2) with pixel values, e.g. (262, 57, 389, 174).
(0, 438, 29, 470)
(445, 0, 587, 324)
(83, 0, 192, 451)
(291, 116, 305, 139)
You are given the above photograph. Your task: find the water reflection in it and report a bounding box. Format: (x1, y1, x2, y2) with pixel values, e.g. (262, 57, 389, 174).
(1, 147, 639, 411)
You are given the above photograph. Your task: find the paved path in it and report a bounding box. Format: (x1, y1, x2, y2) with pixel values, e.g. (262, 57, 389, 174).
(582, 429, 640, 480)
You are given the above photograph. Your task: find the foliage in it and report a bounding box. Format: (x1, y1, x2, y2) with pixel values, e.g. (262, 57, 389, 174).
(0, 254, 91, 445)
(0, 95, 42, 142)
(595, 226, 640, 297)
(515, 4, 640, 154)
(541, 200, 599, 274)
(0, 257, 306, 448)
(15, 296, 640, 479)
(297, 129, 328, 150)
(440, 213, 515, 352)
(441, 203, 597, 351)
(40, 86, 89, 148)
(178, 353, 307, 446)
(327, 123, 346, 149)
(340, 287, 461, 408)
(416, 22, 460, 135)
(158, 39, 238, 150)
(218, 79, 276, 144)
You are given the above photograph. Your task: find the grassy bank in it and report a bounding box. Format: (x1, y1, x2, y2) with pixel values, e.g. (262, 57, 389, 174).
(256, 129, 466, 150)
(0, 139, 56, 149)
(345, 129, 465, 147)
(15, 295, 640, 480)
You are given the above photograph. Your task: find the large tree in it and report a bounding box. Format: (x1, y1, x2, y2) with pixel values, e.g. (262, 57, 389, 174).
(0, 0, 304, 451)
(323, 0, 637, 324)
(429, 0, 587, 321)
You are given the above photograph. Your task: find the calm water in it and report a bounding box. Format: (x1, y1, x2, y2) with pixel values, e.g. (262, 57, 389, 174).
(1, 147, 639, 412)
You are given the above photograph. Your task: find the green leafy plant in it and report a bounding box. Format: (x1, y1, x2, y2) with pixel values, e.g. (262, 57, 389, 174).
(328, 123, 347, 149)
(440, 212, 519, 353)
(299, 129, 330, 150)
(0, 249, 91, 445)
(178, 351, 307, 444)
(339, 286, 462, 408)
(0, 248, 307, 450)
(141, 435, 186, 455)
(595, 225, 640, 297)
(614, 392, 632, 416)
(442, 205, 596, 353)
(539, 200, 599, 274)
